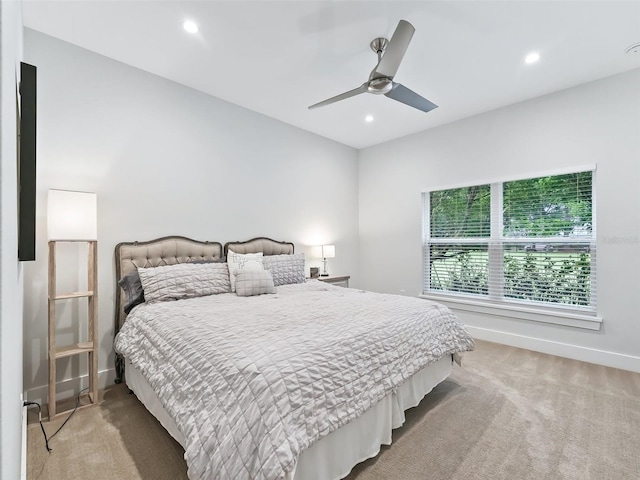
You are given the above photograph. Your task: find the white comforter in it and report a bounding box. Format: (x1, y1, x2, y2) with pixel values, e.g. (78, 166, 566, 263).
(115, 281, 474, 480)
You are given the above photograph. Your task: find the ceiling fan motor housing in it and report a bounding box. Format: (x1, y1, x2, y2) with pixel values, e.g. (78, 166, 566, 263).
(367, 77, 394, 94)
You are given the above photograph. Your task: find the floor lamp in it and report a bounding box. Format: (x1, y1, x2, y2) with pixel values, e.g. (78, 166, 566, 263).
(47, 189, 99, 419)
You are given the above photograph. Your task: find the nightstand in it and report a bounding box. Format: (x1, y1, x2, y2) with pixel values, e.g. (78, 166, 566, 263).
(318, 275, 350, 288)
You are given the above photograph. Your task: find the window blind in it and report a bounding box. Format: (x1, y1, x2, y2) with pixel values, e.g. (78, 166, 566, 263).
(424, 170, 596, 312)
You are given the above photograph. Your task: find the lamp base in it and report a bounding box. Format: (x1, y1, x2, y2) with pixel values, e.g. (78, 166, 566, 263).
(321, 258, 329, 277)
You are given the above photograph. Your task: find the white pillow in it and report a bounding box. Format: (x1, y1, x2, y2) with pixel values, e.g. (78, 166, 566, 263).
(227, 250, 264, 292)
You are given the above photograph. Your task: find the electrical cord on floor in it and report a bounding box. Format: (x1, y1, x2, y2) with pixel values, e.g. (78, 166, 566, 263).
(23, 401, 50, 452)
(24, 386, 89, 452)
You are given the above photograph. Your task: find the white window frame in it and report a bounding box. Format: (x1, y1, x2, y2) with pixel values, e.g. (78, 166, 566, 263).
(421, 166, 602, 330)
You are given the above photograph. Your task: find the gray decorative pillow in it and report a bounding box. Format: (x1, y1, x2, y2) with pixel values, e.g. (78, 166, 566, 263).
(118, 270, 145, 314)
(138, 262, 230, 302)
(262, 253, 305, 286)
(235, 270, 276, 297)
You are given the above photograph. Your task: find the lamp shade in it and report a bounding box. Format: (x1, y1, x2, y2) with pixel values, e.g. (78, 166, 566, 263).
(321, 245, 335, 259)
(47, 189, 97, 241)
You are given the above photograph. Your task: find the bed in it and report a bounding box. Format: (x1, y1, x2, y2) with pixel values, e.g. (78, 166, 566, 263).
(113, 236, 475, 480)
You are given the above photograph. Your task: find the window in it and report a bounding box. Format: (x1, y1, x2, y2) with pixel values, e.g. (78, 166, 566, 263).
(423, 170, 595, 313)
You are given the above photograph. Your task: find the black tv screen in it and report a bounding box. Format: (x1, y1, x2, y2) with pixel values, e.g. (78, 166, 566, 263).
(18, 62, 37, 261)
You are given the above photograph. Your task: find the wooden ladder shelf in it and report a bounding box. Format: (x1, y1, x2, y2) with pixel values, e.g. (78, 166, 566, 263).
(48, 240, 99, 420)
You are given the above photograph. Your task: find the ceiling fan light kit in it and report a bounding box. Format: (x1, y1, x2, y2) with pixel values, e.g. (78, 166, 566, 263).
(309, 19, 438, 113)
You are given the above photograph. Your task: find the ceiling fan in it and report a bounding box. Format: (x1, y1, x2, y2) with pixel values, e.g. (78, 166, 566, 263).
(308, 20, 438, 113)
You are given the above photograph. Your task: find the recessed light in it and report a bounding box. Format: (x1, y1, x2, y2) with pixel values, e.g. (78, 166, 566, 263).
(524, 52, 540, 64)
(183, 20, 199, 34)
(365, 115, 374, 123)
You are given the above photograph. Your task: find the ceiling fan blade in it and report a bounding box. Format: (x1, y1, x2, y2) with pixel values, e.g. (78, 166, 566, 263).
(374, 20, 415, 79)
(385, 83, 438, 113)
(308, 83, 368, 110)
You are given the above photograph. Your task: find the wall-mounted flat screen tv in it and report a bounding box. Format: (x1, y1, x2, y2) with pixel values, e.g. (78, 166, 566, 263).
(18, 62, 37, 262)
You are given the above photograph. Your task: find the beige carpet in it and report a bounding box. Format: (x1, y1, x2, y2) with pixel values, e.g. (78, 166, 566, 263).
(27, 340, 640, 480)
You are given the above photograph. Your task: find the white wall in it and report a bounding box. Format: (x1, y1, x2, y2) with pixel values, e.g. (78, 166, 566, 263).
(0, 2, 24, 479)
(359, 69, 640, 371)
(22, 29, 359, 402)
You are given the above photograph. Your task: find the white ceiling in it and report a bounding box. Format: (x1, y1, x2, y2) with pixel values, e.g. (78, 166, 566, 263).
(22, 0, 640, 149)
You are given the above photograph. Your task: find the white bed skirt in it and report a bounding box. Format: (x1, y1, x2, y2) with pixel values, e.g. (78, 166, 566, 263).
(125, 355, 452, 480)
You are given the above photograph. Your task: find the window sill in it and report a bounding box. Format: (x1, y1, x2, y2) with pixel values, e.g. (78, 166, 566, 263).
(419, 294, 602, 331)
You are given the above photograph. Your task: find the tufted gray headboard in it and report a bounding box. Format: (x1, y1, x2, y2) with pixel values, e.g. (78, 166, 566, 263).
(224, 237, 294, 256)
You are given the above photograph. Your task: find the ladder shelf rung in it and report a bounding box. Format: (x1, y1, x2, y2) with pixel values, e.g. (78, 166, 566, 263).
(54, 342, 94, 359)
(51, 291, 94, 300)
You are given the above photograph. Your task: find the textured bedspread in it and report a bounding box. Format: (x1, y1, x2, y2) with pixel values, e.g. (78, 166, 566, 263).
(114, 281, 474, 480)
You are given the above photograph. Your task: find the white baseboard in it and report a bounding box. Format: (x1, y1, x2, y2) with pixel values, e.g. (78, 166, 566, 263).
(467, 325, 640, 373)
(24, 367, 116, 405)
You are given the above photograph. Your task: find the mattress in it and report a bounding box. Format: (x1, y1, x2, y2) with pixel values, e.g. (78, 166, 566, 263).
(125, 354, 453, 480)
